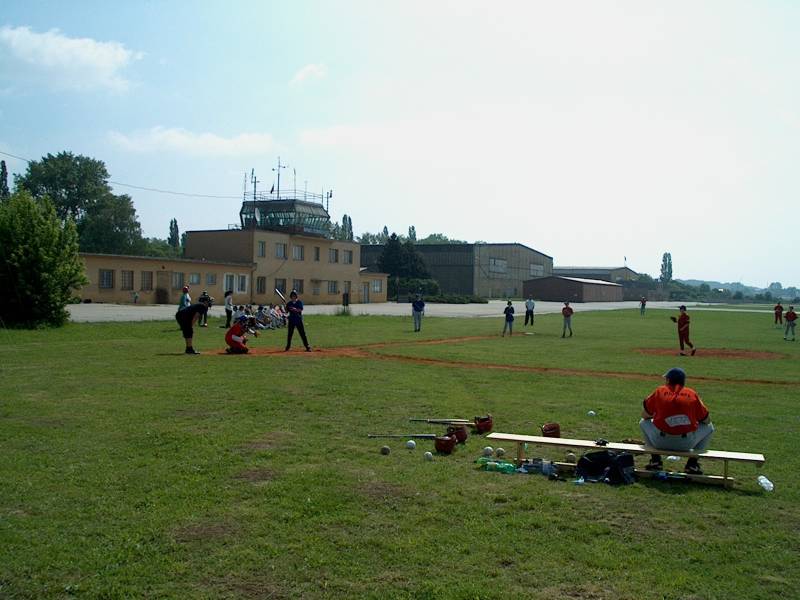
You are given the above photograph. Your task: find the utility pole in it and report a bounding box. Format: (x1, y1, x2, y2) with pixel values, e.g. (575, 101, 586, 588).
(250, 169, 259, 201)
(273, 157, 287, 200)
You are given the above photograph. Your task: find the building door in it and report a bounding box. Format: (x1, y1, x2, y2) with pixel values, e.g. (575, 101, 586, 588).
(362, 283, 370, 304)
(156, 270, 171, 304)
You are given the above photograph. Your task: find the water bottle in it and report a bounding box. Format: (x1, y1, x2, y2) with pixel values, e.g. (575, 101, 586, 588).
(666, 456, 680, 462)
(757, 475, 774, 491)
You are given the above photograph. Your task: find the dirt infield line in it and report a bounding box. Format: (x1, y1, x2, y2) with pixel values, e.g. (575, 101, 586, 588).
(225, 340, 798, 387)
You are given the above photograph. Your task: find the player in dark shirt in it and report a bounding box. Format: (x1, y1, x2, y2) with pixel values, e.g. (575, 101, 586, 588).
(285, 290, 311, 352)
(175, 297, 210, 354)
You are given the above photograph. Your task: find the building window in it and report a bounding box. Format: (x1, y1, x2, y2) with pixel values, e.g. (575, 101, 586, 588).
(529, 264, 545, 277)
(372, 280, 383, 293)
(292, 279, 304, 294)
(206, 273, 217, 286)
(292, 245, 305, 260)
(312, 280, 320, 295)
(120, 270, 134, 291)
(258, 241, 266, 257)
(489, 258, 507, 274)
(257, 276, 266, 294)
(140, 271, 153, 291)
(99, 269, 114, 289)
(314, 246, 320, 261)
(189, 272, 201, 285)
(329, 248, 339, 263)
(328, 280, 339, 294)
(344, 280, 351, 293)
(224, 273, 235, 293)
(172, 272, 185, 289)
(343, 249, 353, 264)
(237, 275, 248, 293)
(275, 243, 287, 259)
(275, 278, 287, 294)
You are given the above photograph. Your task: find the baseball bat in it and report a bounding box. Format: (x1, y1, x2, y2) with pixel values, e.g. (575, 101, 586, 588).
(275, 288, 287, 303)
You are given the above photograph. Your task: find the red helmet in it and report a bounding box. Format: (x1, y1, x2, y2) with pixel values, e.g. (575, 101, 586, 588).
(182, 286, 189, 293)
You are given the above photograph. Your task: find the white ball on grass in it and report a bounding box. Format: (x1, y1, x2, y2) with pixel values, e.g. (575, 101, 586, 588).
(406, 440, 416, 450)
(482, 446, 494, 457)
(424, 451, 433, 461)
(495, 447, 506, 458)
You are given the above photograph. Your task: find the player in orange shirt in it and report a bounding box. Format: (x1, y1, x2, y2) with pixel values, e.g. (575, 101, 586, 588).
(639, 367, 714, 474)
(670, 305, 695, 355)
(774, 302, 784, 326)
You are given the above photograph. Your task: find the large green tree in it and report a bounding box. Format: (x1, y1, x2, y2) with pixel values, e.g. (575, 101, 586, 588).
(0, 191, 87, 327)
(168, 218, 180, 250)
(15, 152, 111, 221)
(660, 252, 673, 283)
(77, 193, 143, 254)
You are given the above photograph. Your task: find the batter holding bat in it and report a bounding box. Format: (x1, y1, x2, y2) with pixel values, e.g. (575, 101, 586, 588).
(283, 289, 312, 352)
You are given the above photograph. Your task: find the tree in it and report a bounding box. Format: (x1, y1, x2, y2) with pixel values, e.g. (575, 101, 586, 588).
(0, 191, 87, 327)
(377, 233, 404, 276)
(417, 232, 468, 244)
(168, 218, 180, 250)
(408, 225, 417, 242)
(77, 194, 143, 255)
(180, 232, 187, 256)
(660, 252, 673, 283)
(341, 214, 354, 241)
(0, 160, 9, 201)
(15, 152, 112, 221)
(401, 239, 429, 278)
(768, 282, 783, 292)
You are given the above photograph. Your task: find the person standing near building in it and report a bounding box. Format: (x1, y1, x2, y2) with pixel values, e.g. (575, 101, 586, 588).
(774, 302, 784, 326)
(502, 300, 514, 336)
(670, 305, 696, 355)
(178, 286, 191, 310)
(412, 294, 425, 332)
(198, 290, 211, 327)
(785, 306, 797, 341)
(640, 296, 647, 316)
(222, 290, 233, 328)
(524, 296, 535, 326)
(561, 301, 574, 338)
(285, 290, 312, 351)
(175, 296, 211, 355)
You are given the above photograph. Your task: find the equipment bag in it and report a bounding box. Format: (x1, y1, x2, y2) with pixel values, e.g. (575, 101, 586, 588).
(576, 450, 636, 485)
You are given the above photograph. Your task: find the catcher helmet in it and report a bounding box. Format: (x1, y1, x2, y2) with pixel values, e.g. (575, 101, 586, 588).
(237, 315, 248, 324)
(663, 367, 686, 386)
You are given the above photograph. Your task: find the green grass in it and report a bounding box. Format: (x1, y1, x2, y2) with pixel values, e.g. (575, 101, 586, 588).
(0, 310, 798, 599)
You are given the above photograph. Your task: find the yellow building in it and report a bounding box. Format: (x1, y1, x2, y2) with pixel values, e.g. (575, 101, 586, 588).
(79, 196, 388, 305)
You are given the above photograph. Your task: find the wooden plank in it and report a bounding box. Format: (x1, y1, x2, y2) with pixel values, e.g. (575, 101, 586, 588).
(486, 432, 765, 465)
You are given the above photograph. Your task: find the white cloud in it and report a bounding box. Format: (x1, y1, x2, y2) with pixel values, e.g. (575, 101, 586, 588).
(0, 25, 142, 92)
(289, 63, 327, 86)
(109, 126, 276, 157)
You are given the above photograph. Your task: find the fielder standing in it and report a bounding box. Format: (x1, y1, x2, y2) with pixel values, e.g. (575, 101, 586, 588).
(785, 306, 797, 341)
(561, 302, 574, 338)
(412, 294, 425, 332)
(524, 295, 535, 326)
(285, 290, 312, 352)
(671, 305, 696, 356)
(774, 302, 784, 326)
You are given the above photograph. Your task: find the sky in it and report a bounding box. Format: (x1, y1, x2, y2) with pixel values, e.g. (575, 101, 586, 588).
(1, 1, 798, 288)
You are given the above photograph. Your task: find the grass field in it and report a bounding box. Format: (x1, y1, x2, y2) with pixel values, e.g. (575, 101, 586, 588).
(1, 309, 798, 599)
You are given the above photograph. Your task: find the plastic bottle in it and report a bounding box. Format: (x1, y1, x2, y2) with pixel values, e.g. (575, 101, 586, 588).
(757, 475, 774, 492)
(666, 455, 680, 462)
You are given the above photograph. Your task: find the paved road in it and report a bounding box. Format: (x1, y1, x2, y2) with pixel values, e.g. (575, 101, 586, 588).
(67, 300, 706, 323)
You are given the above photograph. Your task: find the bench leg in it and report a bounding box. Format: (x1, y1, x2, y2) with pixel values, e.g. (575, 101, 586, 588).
(515, 442, 525, 466)
(723, 460, 730, 488)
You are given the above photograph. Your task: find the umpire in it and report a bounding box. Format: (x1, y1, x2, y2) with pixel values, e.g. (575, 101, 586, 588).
(176, 296, 211, 355)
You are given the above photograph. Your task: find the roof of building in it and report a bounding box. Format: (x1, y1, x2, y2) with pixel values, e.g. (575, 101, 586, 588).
(80, 252, 254, 268)
(554, 266, 637, 273)
(408, 242, 553, 259)
(558, 276, 622, 286)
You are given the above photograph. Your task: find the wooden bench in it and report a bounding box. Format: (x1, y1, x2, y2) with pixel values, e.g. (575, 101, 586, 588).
(486, 432, 765, 488)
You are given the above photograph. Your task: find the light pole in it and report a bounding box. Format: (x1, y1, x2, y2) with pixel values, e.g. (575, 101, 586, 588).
(273, 157, 287, 199)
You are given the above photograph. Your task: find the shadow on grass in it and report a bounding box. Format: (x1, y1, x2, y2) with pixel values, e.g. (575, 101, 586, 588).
(637, 477, 763, 497)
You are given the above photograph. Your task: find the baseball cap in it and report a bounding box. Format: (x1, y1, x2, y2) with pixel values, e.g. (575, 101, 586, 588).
(663, 367, 686, 385)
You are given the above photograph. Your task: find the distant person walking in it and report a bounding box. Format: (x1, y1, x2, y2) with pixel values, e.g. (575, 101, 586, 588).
(670, 305, 696, 355)
(412, 294, 425, 332)
(502, 301, 514, 336)
(561, 302, 574, 338)
(524, 296, 535, 326)
(285, 290, 312, 352)
(198, 290, 211, 327)
(178, 286, 191, 310)
(640, 296, 647, 316)
(774, 302, 784, 326)
(785, 306, 797, 341)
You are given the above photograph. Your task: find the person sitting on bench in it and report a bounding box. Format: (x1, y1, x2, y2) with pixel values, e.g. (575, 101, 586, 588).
(640, 367, 714, 475)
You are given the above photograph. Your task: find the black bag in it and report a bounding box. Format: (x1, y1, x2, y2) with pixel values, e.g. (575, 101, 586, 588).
(576, 450, 636, 485)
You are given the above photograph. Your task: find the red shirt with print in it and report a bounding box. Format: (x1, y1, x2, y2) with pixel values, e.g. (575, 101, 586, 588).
(562, 306, 574, 318)
(786, 310, 797, 322)
(644, 384, 709, 435)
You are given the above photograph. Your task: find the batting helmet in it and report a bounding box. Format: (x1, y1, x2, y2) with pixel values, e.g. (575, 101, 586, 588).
(663, 367, 686, 386)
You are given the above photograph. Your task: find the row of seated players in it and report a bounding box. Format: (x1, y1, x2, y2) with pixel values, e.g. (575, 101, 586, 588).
(231, 304, 287, 330)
